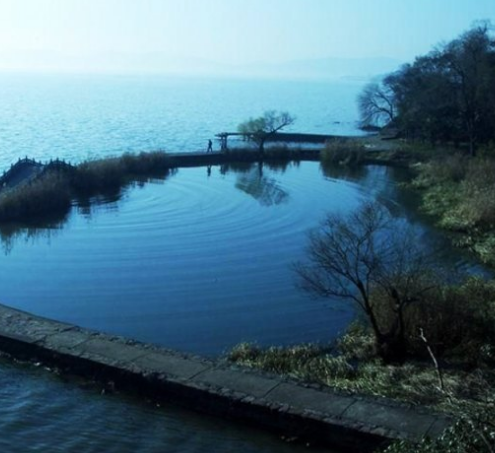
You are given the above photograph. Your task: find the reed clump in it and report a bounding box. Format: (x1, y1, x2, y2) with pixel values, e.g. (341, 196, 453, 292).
(0, 151, 172, 222)
(321, 139, 365, 167)
(0, 172, 72, 222)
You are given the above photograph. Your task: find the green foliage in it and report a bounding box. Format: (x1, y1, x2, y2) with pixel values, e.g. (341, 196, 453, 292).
(417, 154, 469, 184)
(228, 342, 340, 377)
(459, 158, 495, 228)
(412, 155, 495, 266)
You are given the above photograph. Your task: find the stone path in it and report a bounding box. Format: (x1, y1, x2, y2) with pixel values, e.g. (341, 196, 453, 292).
(0, 303, 452, 452)
(0, 159, 45, 193)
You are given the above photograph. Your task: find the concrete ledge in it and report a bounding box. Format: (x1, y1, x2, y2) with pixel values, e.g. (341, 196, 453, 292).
(0, 303, 452, 452)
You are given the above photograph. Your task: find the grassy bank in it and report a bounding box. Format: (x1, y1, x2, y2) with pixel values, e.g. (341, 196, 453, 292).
(229, 333, 494, 452)
(228, 275, 495, 452)
(321, 137, 495, 268)
(409, 150, 495, 267)
(0, 151, 173, 222)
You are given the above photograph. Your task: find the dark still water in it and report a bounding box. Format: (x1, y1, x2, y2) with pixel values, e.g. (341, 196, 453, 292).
(0, 357, 331, 453)
(0, 161, 484, 452)
(0, 162, 367, 356)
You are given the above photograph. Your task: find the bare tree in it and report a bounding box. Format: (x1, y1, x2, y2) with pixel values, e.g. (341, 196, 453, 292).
(294, 202, 438, 362)
(358, 81, 396, 128)
(238, 110, 295, 154)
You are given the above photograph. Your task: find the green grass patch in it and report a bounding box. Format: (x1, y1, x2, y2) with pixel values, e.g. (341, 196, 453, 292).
(228, 322, 494, 415)
(410, 155, 495, 267)
(228, 321, 495, 453)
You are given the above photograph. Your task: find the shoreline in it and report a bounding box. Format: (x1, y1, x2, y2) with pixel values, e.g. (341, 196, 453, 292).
(0, 302, 452, 452)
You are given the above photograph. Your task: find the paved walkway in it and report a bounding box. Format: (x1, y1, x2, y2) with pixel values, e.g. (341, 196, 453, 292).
(0, 303, 452, 452)
(0, 159, 45, 193)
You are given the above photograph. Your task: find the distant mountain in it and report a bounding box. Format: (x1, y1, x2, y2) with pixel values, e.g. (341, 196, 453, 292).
(0, 50, 229, 75)
(239, 57, 403, 80)
(0, 51, 402, 80)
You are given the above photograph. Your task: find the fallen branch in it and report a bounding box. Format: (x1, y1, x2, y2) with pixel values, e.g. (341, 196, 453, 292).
(419, 328, 445, 391)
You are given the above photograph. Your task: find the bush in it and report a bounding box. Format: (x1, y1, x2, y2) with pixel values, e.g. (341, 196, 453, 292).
(372, 277, 495, 364)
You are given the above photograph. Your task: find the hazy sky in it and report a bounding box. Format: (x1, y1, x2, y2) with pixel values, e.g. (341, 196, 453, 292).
(0, 0, 493, 71)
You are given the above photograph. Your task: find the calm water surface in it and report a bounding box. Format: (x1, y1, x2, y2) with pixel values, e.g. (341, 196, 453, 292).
(0, 357, 332, 453)
(0, 162, 367, 355)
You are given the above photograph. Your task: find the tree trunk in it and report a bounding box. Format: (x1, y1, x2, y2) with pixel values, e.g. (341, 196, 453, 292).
(377, 293, 408, 364)
(469, 133, 476, 157)
(259, 139, 265, 156)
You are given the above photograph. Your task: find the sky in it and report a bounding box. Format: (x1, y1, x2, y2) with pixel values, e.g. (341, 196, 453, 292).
(0, 0, 493, 74)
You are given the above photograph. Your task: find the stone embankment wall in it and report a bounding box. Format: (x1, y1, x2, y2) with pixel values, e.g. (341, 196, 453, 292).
(0, 303, 451, 453)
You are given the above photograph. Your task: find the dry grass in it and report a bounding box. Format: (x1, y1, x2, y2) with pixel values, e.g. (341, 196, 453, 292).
(228, 324, 494, 415)
(0, 151, 172, 222)
(228, 318, 495, 452)
(412, 155, 495, 266)
(321, 139, 365, 166)
(0, 172, 72, 222)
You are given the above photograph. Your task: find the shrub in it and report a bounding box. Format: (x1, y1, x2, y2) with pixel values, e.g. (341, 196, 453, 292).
(414, 153, 468, 187)
(372, 277, 495, 364)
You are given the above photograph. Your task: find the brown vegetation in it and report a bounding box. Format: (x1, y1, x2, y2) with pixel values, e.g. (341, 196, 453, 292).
(0, 151, 172, 222)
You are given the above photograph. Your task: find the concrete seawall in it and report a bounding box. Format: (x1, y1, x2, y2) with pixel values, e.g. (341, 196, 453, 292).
(0, 303, 452, 452)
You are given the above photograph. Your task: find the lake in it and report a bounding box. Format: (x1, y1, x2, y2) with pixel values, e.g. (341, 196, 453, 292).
(0, 74, 481, 452)
(0, 73, 366, 169)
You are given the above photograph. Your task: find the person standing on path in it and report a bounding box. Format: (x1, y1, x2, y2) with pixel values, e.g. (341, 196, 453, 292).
(207, 139, 213, 153)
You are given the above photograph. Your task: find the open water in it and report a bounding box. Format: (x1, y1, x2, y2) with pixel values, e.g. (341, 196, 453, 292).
(0, 73, 365, 167)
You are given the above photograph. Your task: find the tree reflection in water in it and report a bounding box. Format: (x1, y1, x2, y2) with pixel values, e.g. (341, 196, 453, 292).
(0, 218, 65, 255)
(230, 162, 290, 207)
